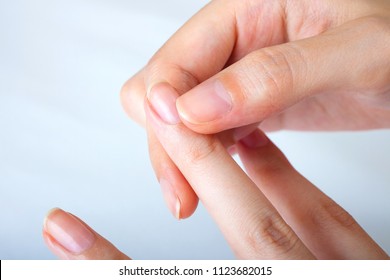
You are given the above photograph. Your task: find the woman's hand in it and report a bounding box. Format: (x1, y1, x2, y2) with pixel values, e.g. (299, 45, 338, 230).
(43, 89, 389, 259)
(121, 0, 390, 218)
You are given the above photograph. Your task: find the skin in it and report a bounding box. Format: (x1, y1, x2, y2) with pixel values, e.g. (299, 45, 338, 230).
(121, 0, 390, 219)
(43, 0, 390, 259)
(43, 97, 389, 259)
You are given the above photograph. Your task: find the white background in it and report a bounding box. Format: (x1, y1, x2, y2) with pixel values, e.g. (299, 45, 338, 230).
(0, 0, 389, 259)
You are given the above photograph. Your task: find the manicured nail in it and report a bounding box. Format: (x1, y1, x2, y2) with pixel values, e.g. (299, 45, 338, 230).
(177, 80, 232, 124)
(147, 83, 181, 125)
(44, 208, 96, 255)
(240, 130, 269, 149)
(160, 179, 181, 220)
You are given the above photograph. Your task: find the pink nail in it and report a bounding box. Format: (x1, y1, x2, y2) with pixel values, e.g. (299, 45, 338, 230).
(160, 179, 181, 220)
(240, 130, 269, 149)
(177, 80, 232, 124)
(44, 208, 95, 255)
(147, 83, 181, 125)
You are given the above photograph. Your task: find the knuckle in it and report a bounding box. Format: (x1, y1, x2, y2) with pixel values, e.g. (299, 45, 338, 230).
(145, 57, 163, 81)
(309, 199, 358, 232)
(185, 136, 223, 167)
(245, 212, 301, 258)
(146, 58, 200, 94)
(243, 45, 305, 114)
(255, 50, 287, 91)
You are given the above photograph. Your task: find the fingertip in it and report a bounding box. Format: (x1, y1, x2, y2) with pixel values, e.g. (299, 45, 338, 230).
(237, 130, 294, 179)
(239, 129, 269, 149)
(227, 145, 238, 156)
(160, 179, 181, 220)
(43, 207, 61, 227)
(147, 82, 181, 125)
(43, 208, 96, 257)
(159, 175, 199, 220)
(43, 208, 130, 260)
(147, 126, 199, 220)
(172, 173, 200, 219)
(42, 228, 71, 260)
(178, 193, 199, 219)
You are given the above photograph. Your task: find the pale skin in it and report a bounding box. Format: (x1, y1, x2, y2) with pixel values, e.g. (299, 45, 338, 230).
(43, 0, 390, 259)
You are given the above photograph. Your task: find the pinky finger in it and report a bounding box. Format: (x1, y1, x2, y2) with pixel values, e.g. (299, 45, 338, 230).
(43, 208, 130, 260)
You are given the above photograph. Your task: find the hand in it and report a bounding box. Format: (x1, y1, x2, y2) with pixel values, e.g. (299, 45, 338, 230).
(120, 0, 390, 218)
(42, 208, 129, 260)
(43, 93, 389, 259)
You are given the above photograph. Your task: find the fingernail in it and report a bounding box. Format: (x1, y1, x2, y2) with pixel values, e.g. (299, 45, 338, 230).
(240, 130, 269, 149)
(160, 179, 181, 220)
(43, 208, 96, 255)
(177, 80, 232, 124)
(147, 83, 181, 125)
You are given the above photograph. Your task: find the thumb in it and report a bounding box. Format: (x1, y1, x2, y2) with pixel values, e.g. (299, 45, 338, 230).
(176, 17, 390, 134)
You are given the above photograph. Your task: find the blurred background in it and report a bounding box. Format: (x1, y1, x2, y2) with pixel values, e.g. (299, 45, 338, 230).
(0, 0, 389, 259)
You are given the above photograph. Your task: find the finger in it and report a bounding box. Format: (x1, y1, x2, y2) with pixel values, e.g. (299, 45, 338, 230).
(43, 208, 130, 260)
(147, 123, 199, 219)
(121, 72, 199, 219)
(218, 123, 261, 150)
(119, 73, 254, 216)
(237, 130, 389, 260)
(145, 83, 314, 259)
(119, 68, 258, 144)
(144, 2, 233, 94)
(119, 68, 257, 147)
(144, 0, 286, 97)
(120, 1, 276, 218)
(176, 17, 390, 134)
(119, 69, 248, 219)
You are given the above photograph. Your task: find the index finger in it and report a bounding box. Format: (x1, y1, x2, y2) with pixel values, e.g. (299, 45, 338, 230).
(143, 0, 286, 95)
